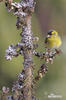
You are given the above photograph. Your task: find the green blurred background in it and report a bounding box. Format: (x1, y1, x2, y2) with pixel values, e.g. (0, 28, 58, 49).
(0, 0, 66, 100)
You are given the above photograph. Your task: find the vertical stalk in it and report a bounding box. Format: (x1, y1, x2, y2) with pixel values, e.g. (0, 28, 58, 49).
(4, 0, 35, 100)
(21, 16, 33, 100)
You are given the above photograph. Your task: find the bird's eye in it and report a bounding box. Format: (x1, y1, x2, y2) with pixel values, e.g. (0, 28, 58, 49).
(48, 32, 52, 35)
(48, 31, 53, 35)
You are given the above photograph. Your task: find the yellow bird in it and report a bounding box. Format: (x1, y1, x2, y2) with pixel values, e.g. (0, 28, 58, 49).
(45, 30, 62, 49)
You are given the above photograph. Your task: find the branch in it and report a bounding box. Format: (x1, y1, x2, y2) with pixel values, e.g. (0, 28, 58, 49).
(34, 64, 48, 82)
(33, 49, 62, 64)
(5, 44, 23, 60)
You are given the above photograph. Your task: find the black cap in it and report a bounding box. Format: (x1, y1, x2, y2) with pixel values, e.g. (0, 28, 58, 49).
(48, 30, 54, 35)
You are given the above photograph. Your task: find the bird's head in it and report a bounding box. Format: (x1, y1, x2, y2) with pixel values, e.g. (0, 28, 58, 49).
(48, 30, 58, 36)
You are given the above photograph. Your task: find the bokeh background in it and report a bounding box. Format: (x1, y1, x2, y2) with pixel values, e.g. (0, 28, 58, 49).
(0, 0, 66, 100)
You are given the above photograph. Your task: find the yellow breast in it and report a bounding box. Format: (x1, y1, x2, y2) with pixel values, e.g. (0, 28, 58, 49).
(45, 35, 62, 48)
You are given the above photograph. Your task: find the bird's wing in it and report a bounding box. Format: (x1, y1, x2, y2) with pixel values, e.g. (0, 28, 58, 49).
(45, 37, 48, 44)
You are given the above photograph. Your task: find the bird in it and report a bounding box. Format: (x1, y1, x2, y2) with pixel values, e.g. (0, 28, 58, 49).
(45, 30, 62, 49)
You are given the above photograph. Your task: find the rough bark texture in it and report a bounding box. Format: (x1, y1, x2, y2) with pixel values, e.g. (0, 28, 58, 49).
(21, 16, 33, 100)
(4, 0, 35, 100)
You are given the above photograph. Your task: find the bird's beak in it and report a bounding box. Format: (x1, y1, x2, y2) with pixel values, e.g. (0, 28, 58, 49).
(47, 35, 51, 37)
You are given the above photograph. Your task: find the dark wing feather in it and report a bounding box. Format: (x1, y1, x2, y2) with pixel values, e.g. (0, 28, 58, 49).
(45, 37, 48, 44)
